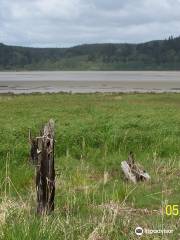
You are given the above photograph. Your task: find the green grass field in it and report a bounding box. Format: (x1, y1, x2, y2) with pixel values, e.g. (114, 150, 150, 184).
(0, 93, 180, 239)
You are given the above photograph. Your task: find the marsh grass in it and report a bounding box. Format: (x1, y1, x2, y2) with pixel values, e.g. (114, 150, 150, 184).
(0, 93, 180, 239)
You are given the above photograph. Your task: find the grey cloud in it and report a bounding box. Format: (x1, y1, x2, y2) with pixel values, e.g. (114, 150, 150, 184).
(0, 0, 180, 47)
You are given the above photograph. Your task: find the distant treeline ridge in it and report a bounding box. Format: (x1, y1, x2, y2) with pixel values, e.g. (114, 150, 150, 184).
(0, 36, 180, 70)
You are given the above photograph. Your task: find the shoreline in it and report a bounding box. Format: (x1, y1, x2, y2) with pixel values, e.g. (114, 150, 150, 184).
(1, 89, 180, 95)
(0, 82, 180, 94)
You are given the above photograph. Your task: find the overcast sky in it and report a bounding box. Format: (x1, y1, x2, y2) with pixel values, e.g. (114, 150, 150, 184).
(0, 0, 180, 47)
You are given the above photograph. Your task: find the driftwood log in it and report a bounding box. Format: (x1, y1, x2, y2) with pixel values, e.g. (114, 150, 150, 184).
(29, 119, 55, 215)
(121, 152, 150, 184)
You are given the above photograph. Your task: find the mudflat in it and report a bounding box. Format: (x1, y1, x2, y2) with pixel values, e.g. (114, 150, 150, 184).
(0, 71, 180, 94)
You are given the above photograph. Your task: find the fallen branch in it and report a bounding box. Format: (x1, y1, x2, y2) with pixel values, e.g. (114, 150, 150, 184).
(121, 152, 151, 184)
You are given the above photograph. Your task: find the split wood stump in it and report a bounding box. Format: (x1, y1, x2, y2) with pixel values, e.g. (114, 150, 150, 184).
(121, 152, 151, 184)
(29, 119, 55, 215)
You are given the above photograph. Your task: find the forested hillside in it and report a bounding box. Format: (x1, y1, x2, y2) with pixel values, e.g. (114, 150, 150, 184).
(0, 36, 180, 70)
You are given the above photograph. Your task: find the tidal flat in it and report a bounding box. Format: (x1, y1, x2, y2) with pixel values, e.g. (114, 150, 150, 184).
(0, 71, 180, 94)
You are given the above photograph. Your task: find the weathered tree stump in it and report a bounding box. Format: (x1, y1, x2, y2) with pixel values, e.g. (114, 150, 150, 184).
(121, 152, 150, 184)
(29, 119, 55, 215)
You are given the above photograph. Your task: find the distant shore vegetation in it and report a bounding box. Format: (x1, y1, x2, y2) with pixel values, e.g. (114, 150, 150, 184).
(0, 36, 180, 71)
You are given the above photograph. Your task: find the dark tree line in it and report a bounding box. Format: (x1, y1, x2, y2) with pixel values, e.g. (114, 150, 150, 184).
(0, 36, 180, 70)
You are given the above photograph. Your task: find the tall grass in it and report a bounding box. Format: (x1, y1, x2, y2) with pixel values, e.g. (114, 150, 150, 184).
(0, 93, 180, 239)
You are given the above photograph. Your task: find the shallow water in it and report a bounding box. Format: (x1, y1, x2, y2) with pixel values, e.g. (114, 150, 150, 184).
(0, 71, 180, 94)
